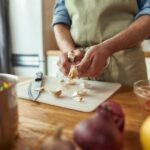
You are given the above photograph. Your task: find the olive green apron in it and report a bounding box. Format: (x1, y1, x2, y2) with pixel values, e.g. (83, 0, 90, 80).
(65, 0, 147, 86)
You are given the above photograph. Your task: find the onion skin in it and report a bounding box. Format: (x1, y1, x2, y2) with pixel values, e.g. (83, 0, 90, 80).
(97, 100, 125, 132)
(73, 112, 123, 150)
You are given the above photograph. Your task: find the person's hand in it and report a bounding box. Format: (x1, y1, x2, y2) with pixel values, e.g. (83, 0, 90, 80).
(57, 49, 84, 76)
(77, 44, 111, 77)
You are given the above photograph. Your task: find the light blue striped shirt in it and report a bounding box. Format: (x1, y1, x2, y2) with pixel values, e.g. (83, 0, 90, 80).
(52, 0, 150, 26)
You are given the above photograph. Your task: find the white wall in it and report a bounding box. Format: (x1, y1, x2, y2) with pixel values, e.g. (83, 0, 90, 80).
(142, 40, 150, 51)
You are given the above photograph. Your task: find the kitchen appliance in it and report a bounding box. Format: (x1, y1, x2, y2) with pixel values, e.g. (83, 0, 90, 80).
(9, 0, 45, 76)
(8, 0, 58, 76)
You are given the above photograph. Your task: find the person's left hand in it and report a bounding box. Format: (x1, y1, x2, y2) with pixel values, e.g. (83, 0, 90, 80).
(57, 49, 84, 76)
(77, 44, 110, 77)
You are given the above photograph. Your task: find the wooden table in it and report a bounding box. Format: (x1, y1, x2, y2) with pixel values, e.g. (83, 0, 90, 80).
(12, 79, 149, 150)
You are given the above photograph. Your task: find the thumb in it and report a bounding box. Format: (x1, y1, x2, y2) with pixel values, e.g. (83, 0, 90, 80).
(76, 52, 92, 75)
(74, 49, 84, 62)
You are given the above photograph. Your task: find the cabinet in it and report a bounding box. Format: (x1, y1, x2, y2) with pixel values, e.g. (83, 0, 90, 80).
(145, 58, 150, 79)
(47, 51, 60, 77)
(144, 52, 150, 79)
(47, 51, 150, 79)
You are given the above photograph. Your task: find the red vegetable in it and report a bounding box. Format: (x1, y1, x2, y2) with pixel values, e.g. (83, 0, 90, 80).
(97, 100, 125, 132)
(73, 109, 123, 150)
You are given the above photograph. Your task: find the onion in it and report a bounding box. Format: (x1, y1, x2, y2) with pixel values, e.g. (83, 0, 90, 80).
(97, 100, 125, 132)
(73, 110, 123, 150)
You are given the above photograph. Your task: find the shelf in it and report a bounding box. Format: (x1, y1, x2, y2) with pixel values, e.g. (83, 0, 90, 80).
(46, 50, 60, 56)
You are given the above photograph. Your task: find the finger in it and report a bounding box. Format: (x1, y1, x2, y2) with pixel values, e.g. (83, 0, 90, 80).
(74, 49, 84, 62)
(60, 62, 71, 74)
(75, 54, 84, 62)
(60, 54, 69, 64)
(83, 56, 101, 77)
(81, 55, 107, 77)
(57, 54, 71, 75)
(59, 66, 70, 76)
(76, 52, 92, 75)
(59, 54, 71, 69)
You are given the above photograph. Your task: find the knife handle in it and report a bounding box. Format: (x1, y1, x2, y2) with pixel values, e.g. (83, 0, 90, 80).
(35, 72, 43, 81)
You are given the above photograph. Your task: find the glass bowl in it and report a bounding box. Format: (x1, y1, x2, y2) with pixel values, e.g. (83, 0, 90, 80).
(134, 80, 150, 111)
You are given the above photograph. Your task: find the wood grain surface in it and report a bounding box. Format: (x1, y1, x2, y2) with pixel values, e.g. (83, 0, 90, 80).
(12, 78, 150, 150)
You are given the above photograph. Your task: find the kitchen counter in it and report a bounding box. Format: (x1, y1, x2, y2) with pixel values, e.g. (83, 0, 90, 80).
(144, 51, 150, 57)
(46, 50, 150, 57)
(12, 78, 149, 150)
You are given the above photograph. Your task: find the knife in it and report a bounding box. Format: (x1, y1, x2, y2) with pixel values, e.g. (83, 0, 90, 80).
(28, 72, 44, 101)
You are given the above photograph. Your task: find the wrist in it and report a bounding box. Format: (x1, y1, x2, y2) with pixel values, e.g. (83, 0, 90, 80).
(60, 47, 76, 54)
(96, 42, 113, 58)
(100, 39, 117, 56)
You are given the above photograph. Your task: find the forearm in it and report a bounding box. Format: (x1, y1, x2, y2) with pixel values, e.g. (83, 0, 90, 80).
(101, 15, 150, 55)
(54, 24, 76, 53)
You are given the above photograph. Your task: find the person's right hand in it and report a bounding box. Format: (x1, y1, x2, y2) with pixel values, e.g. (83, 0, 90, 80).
(57, 49, 84, 76)
(76, 44, 110, 78)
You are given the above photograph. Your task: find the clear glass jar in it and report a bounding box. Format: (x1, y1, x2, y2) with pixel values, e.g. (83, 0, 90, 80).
(134, 80, 150, 111)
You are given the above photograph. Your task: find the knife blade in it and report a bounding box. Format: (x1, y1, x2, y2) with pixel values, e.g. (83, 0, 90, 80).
(28, 72, 44, 101)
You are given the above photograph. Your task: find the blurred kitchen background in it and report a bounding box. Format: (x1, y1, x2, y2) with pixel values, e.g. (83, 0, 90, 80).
(0, 0, 150, 78)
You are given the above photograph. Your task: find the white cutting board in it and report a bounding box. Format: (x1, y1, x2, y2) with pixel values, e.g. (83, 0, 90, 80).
(17, 76, 121, 112)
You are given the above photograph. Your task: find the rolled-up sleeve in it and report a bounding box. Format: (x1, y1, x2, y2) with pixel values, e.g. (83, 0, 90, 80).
(135, 0, 150, 19)
(52, 0, 71, 26)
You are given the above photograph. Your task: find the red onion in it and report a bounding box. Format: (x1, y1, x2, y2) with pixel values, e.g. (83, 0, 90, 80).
(73, 110, 123, 150)
(97, 100, 125, 132)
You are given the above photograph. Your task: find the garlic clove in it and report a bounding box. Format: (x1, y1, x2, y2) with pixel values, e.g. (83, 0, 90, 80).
(73, 96, 84, 102)
(80, 82, 93, 89)
(59, 79, 65, 83)
(77, 89, 87, 96)
(68, 65, 78, 79)
(68, 51, 75, 62)
(72, 89, 87, 98)
(40, 124, 76, 150)
(72, 91, 79, 98)
(50, 90, 62, 97)
(66, 79, 76, 85)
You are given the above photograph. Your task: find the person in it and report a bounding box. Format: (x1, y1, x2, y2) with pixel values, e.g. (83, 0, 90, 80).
(52, 0, 150, 86)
